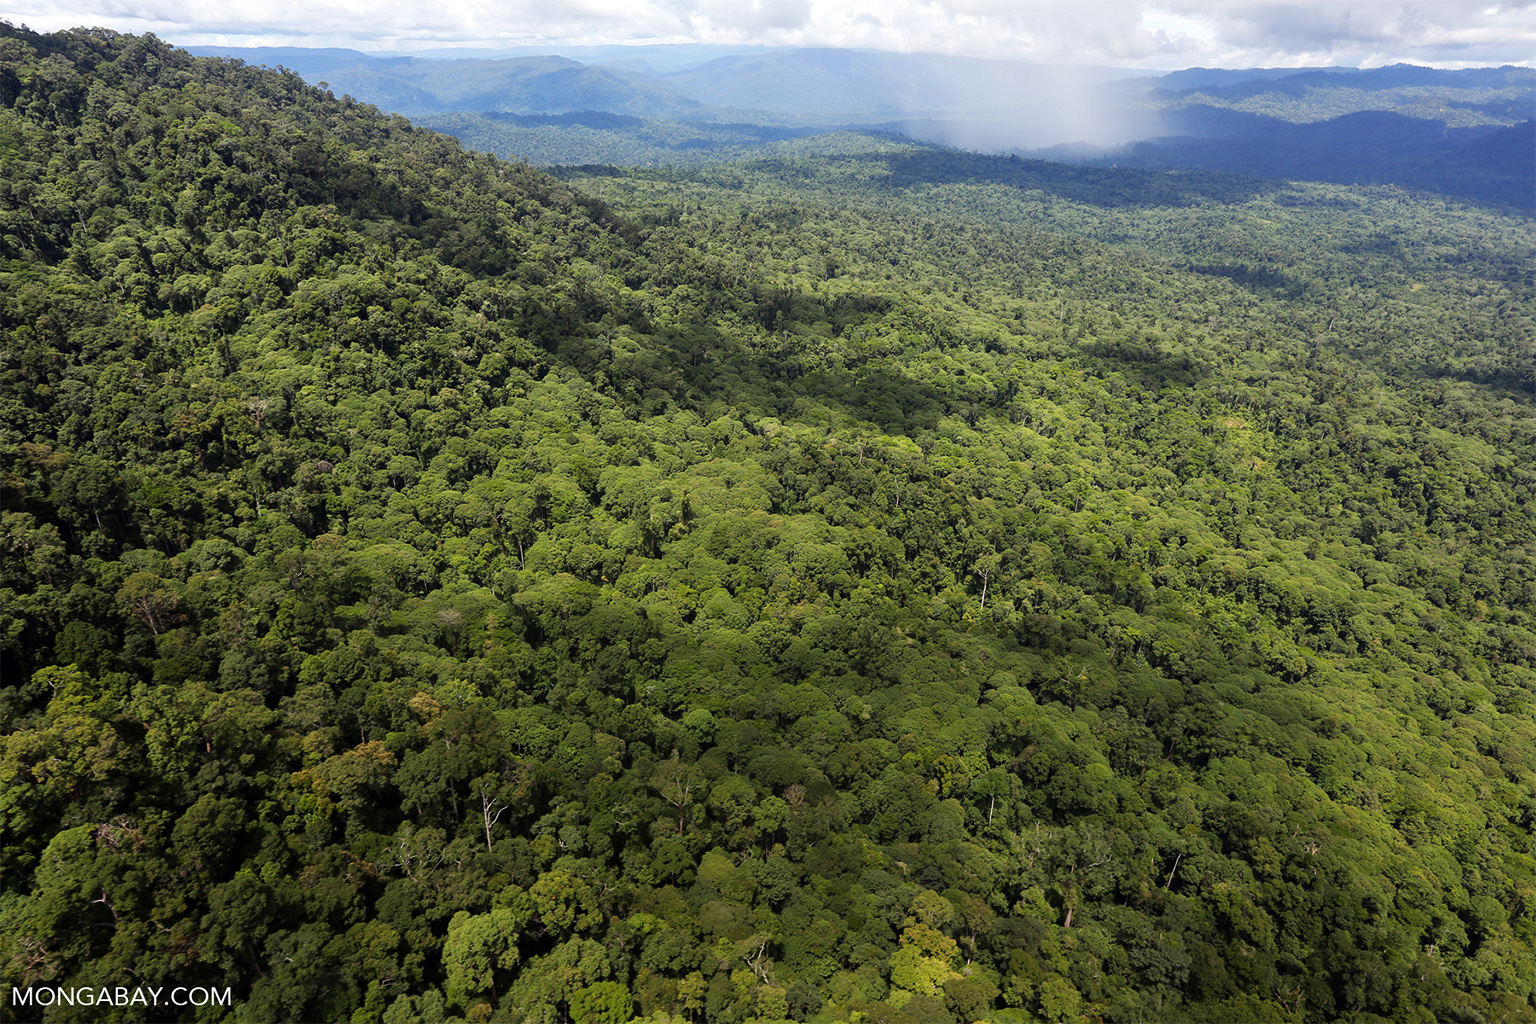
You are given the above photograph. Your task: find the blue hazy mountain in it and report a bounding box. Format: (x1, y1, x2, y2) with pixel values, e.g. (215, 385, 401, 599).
(657, 48, 1135, 122)
(187, 45, 1137, 129)
(187, 47, 714, 119)
(186, 44, 1534, 207)
(1103, 111, 1534, 210)
(1151, 63, 1530, 99)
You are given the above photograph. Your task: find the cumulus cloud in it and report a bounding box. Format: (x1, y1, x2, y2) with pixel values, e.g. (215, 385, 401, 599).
(8, 0, 1533, 66)
(1151, 0, 1536, 66)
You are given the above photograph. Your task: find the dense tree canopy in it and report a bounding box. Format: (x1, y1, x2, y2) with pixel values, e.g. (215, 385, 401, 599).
(2, 23, 1535, 1024)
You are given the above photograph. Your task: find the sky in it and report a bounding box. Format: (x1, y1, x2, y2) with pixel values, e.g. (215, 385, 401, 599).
(6, 0, 1534, 68)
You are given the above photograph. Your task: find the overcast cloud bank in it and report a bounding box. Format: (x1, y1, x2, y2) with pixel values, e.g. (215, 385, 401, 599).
(6, 0, 1534, 69)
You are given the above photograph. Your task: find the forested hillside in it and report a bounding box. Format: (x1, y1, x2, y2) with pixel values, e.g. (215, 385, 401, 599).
(4, 23, 1536, 1024)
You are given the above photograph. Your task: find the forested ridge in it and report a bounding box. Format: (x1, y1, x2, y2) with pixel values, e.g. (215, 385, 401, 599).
(3, 23, 1536, 1024)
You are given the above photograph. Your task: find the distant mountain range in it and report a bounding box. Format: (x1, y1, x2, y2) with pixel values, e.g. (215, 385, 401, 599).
(1097, 112, 1534, 210)
(186, 44, 1534, 209)
(186, 46, 1140, 127)
(188, 47, 717, 120)
(1151, 63, 1525, 94)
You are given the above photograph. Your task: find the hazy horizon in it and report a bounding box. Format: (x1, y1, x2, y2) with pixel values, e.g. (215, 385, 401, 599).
(163, 39, 1529, 152)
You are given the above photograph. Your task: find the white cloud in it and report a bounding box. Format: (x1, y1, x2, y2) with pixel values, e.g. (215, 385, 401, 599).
(1151, 0, 1536, 65)
(8, 0, 1533, 66)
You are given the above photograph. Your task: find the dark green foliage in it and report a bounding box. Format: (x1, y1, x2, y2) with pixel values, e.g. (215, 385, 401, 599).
(2, 22, 1536, 1024)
